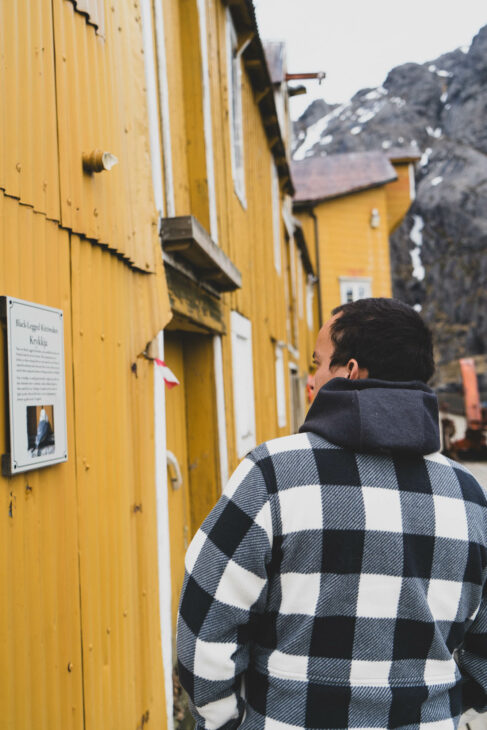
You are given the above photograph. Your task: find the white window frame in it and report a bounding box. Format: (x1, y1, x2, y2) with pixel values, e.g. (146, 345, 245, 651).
(297, 255, 304, 319)
(226, 9, 246, 207)
(339, 277, 372, 304)
(231, 312, 256, 458)
(306, 275, 314, 331)
(213, 335, 228, 490)
(271, 161, 281, 274)
(197, 0, 218, 241)
(275, 343, 287, 428)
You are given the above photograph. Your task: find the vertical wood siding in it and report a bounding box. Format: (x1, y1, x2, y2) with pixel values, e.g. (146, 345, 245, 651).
(52, 0, 157, 270)
(70, 236, 167, 730)
(0, 0, 172, 726)
(0, 0, 60, 219)
(0, 194, 83, 730)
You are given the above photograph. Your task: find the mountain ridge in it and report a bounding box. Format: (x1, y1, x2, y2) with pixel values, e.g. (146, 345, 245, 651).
(292, 25, 487, 369)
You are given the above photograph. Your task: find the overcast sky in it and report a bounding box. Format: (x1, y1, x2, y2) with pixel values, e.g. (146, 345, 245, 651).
(253, 0, 487, 119)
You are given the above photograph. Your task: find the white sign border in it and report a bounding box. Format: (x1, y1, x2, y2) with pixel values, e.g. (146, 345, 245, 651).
(1, 296, 68, 476)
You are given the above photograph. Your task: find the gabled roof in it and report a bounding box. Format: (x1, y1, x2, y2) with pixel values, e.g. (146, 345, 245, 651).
(292, 151, 397, 205)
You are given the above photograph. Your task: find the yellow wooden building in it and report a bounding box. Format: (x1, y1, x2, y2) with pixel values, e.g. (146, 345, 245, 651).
(153, 3, 317, 710)
(293, 150, 417, 322)
(0, 1, 317, 728)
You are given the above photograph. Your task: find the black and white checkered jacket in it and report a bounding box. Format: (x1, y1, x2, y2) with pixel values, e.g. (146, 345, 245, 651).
(177, 380, 487, 730)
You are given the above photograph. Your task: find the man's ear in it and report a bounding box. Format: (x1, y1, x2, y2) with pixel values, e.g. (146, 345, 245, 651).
(347, 359, 369, 380)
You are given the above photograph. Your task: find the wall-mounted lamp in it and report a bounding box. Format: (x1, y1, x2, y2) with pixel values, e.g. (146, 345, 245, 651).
(370, 208, 380, 229)
(82, 150, 118, 173)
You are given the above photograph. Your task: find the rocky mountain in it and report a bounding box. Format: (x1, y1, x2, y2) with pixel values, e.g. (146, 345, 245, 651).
(293, 26, 487, 370)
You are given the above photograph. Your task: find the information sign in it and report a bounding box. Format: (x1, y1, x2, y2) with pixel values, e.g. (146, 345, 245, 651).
(1, 296, 68, 475)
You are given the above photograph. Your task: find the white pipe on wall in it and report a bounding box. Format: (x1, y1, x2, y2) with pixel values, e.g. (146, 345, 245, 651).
(154, 331, 174, 730)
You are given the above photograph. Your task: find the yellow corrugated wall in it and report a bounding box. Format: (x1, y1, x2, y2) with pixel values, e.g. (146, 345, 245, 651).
(0, 0, 60, 219)
(52, 0, 157, 270)
(160, 0, 292, 481)
(0, 194, 83, 730)
(70, 235, 168, 730)
(0, 0, 172, 726)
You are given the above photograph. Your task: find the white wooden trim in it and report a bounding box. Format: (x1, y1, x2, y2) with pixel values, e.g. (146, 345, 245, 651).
(154, 331, 174, 730)
(306, 276, 314, 331)
(154, 0, 175, 217)
(271, 160, 281, 274)
(197, 0, 219, 243)
(226, 9, 246, 208)
(213, 336, 229, 490)
(297, 254, 304, 319)
(230, 311, 256, 459)
(275, 343, 287, 428)
(140, 0, 164, 213)
(281, 198, 295, 239)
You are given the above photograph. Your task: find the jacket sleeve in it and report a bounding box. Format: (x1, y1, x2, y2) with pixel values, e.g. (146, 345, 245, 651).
(177, 454, 273, 729)
(457, 588, 487, 714)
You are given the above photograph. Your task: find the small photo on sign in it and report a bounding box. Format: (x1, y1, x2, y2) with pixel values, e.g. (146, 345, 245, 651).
(26, 405, 55, 457)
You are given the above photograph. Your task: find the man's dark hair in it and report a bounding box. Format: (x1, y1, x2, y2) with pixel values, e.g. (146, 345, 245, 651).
(330, 298, 435, 382)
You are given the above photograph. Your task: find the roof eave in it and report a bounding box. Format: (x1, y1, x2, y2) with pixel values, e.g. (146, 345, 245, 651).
(293, 175, 398, 208)
(224, 0, 294, 195)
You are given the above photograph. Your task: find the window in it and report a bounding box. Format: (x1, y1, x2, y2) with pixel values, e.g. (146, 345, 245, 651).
(339, 277, 372, 304)
(226, 10, 245, 205)
(231, 312, 256, 458)
(271, 161, 281, 274)
(68, 0, 105, 34)
(275, 343, 287, 428)
(197, 0, 218, 241)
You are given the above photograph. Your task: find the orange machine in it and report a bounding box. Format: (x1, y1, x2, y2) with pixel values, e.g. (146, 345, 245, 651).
(450, 358, 487, 460)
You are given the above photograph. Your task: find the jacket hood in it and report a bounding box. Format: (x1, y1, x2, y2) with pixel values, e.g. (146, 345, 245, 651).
(299, 378, 440, 455)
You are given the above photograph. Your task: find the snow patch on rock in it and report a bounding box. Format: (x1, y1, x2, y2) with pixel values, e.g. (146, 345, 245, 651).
(293, 103, 349, 160)
(390, 96, 406, 108)
(364, 87, 387, 100)
(420, 148, 433, 167)
(426, 126, 442, 138)
(410, 215, 424, 247)
(410, 215, 425, 281)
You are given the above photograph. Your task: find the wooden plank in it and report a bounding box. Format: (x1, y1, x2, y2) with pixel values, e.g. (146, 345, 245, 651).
(161, 215, 242, 291)
(165, 265, 225, 334)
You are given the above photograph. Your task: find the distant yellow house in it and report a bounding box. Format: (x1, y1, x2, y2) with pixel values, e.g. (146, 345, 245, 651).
(293, 149, 418, 323)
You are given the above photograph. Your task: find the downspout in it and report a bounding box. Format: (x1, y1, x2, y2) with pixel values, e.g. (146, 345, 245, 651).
(309, 207, 323, 328)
